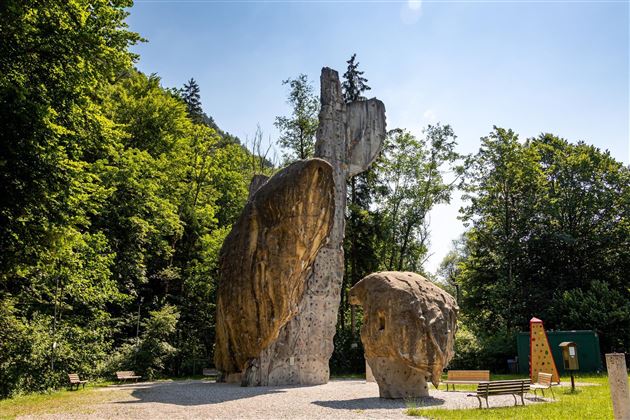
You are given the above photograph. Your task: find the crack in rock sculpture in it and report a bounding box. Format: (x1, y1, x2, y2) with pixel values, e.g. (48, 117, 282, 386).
(349, 271, 458, 398)
(214, 67, 386, 386)
(256, 68, 386, 385)
(214, 159, 335, 384)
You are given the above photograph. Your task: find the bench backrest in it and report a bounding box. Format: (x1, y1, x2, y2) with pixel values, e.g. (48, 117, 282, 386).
(116, 371, 136, 378)
(477, 379, 531, 395)
(68, 373, 81, 383)
(537, 372, 552, 386)
(447, 370, 490, 381)
(202, 368, 218, 376)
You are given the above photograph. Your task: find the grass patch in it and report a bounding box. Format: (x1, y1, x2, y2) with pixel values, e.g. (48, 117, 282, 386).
(407, 374, 616, 420)
(331, 373, 366, 379)
(0, 385, 128, 420)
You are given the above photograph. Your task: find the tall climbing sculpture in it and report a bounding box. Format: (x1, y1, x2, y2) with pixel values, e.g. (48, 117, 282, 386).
(260, 68, 386, 386)
(214, 67, 386, 386)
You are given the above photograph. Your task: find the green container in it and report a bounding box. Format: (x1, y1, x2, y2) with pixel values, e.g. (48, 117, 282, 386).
(516, 330, 603, 374)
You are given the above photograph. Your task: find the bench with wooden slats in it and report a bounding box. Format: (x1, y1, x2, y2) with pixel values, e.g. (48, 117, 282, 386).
(531, 372, 554, 399)
(68, 373, 88, 390)
(202, 368, 219, 378)
(468, 379, 531, 408)
(443, 370, 490, 391)
(116, 370, 142, 382)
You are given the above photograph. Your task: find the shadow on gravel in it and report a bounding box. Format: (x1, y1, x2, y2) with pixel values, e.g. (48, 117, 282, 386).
(114, 380, 287, 406)
(312, 396, 445, 410)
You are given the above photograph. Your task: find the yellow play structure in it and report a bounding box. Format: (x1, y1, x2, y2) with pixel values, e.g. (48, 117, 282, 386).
(529, 317, 560, 384)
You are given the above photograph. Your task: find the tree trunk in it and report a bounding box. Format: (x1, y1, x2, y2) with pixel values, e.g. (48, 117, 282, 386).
(350, 177, 357, 336)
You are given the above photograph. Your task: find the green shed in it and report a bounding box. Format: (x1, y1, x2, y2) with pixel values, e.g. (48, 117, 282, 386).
(516, 330, 603, 374)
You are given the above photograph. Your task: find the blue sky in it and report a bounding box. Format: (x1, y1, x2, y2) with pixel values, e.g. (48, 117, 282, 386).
(128, 0, 629, 273)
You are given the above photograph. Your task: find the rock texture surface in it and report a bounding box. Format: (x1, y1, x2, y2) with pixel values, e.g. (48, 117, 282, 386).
(349, 271, 458, 398)
(214, 159, 335, 383)
(258, 68, 386, 385)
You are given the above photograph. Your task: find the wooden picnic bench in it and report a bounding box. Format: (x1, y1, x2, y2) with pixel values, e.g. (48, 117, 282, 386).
(531, 372, 554, 399)
(68, 373, 88, 390)
(467, 379, 531, 408)
(443, 370, 490, 391)
(116, 371, 141, 382)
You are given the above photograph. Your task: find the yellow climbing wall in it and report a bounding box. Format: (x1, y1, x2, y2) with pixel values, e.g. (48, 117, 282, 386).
(530, 317, 560, 383)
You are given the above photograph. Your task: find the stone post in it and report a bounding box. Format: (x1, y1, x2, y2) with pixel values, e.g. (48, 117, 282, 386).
(606, 353, 630, 420)
(257, 67, 386, 385)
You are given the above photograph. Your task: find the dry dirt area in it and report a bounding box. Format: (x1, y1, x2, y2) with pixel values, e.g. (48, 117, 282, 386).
(20, 379, 553, 419)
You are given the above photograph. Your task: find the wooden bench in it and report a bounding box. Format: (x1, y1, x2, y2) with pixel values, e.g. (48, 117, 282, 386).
(116, 371, 141, 382)
(202, 368, 219, 378)
(443, 370, 490, 391)
(531, 372, 554, 399)
(467, 379, 531, 408)
(68, 373, 88, 390)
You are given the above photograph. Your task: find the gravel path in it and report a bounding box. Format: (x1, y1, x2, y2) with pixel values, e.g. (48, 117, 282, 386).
(25, 379, 554, 419)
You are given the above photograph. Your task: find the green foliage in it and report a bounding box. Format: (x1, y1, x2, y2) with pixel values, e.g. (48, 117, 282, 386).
(0, 0, 252, 396)
(456, 128, 630, 363)
(107, 305, 179, 380)
(137, 305, 180, 379)
(274, 74, 319, 162)
(554, 281, 630, 352)
(379, 125, 466, 272)
(329, 325, 366, 375)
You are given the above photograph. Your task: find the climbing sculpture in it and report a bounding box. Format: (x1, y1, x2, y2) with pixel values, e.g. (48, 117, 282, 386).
(529, 317, 560, 383)
(214, 67, 386, 386)
(214, 159, 335, 383)
(350, 271, 458, 398)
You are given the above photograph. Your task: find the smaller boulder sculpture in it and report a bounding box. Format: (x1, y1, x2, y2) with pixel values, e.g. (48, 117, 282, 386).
(349, 271, 458, 398)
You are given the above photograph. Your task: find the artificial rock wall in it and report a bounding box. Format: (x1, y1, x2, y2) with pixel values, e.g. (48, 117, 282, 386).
(350, 271, 458, 398)
(257, 68, 386, 385)
(214, 67, 386, 386)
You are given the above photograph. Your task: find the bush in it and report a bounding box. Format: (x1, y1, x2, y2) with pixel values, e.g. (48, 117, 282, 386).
(106, 304, 180, 380)
(448, 321, 517, 373)
(329, 327, 365, 375)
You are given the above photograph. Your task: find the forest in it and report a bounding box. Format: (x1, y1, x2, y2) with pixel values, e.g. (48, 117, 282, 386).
(1, 1, 628, 397)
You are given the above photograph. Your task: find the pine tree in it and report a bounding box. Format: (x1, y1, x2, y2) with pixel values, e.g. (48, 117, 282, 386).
(341, 54, 374, 337)
(181, 78, 204, 123)
(342, 54, 371, 103)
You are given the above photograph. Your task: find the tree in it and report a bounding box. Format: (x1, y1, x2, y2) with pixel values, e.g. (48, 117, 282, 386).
(437, 239, 466, 303)
(341, 54, 377, 336)
(274, 74, 319, 162)
(457, 128, 630, 361)
(342, 53, 371, 102)
(379, 124, 466, 272)
(181, 78, 204, 123)
(0, 0, 140, 395)
(0, 0, 257, 390)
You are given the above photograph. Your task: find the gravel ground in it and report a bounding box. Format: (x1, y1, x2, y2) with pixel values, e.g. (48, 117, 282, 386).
(24, 379, 554, 419)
